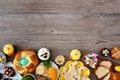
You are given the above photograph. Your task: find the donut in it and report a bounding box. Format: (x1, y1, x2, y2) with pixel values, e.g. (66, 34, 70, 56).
(3, 66, 15, 77)
(13, 49, 39, 75)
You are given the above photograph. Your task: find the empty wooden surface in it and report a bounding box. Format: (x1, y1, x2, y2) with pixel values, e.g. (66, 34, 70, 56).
(0, 0, 120, 80)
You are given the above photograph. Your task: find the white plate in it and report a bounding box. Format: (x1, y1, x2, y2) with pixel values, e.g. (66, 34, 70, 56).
(36, 61, 59, 80)
(0, 62, 22, 80)
(0, 52, 6, 69)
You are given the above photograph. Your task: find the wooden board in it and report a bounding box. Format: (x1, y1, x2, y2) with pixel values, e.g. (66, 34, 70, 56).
(0, 0, 120, 80)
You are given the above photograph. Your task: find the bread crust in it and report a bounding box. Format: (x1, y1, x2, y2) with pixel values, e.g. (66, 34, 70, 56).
(13, 49, 39, 75)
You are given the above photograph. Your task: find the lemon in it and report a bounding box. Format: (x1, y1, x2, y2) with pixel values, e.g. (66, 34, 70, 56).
(81, 68, 90, 76)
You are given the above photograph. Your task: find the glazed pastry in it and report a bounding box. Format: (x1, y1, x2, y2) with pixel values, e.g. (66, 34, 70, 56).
(3, 66, 15, 77)
(111, 47, 120, 59)
(83, 52, 99, 68)
(3, 78, 12, 80)
(101, 48, 110, 57)
(3, 44, 14, 56)
(0, 73, 2, 79)
(38, 48, 50, 61)
(13, 49, 39, 75)
(70, 49, 81, 61)
(55, 55, 65, 65)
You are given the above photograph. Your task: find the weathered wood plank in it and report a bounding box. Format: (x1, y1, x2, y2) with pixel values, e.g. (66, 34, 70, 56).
(0, 14, 120, 35)
(0, 0, 119, 14)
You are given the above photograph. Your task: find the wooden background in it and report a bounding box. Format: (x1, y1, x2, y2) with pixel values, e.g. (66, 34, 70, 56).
(0, 0, 120, 80)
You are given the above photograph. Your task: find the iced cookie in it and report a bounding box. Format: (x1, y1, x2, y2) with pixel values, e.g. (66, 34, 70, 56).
(3, 44, 14, 56)
(70, 49, 81, 61)
(83, 52, 99, 68)
(55, 55, 65, 65)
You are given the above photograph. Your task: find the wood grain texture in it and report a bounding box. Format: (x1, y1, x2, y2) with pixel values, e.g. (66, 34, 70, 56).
(0, 0, 120, 80)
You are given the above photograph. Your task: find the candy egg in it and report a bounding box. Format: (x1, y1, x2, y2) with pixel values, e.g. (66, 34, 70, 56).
(114, 66, 120, 72)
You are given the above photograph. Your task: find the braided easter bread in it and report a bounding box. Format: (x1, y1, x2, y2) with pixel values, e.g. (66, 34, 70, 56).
(13, 49, 39, 75)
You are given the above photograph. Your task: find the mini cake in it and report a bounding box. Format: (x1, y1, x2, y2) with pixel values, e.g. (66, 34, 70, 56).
(83, 52, 99, 68)
(3, 66, 15, 77)
(38, 48, 50, 61)
(111, 47, 120, 59)
(70, 49, 81, 61)
(3, 44, 14, 56)
(0, 73, 2, 79)
(13, 49, 39, 74)
(101, 48, 110, 57)
(55, 55, 65, 65)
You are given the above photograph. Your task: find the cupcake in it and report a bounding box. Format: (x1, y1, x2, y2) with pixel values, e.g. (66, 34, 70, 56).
(3, 44, 14, 56)
(83, 52, 99, 68)
(69, 49, 81, 61)
(101, 48, 110, 57)
(38, 48, 50, 61)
